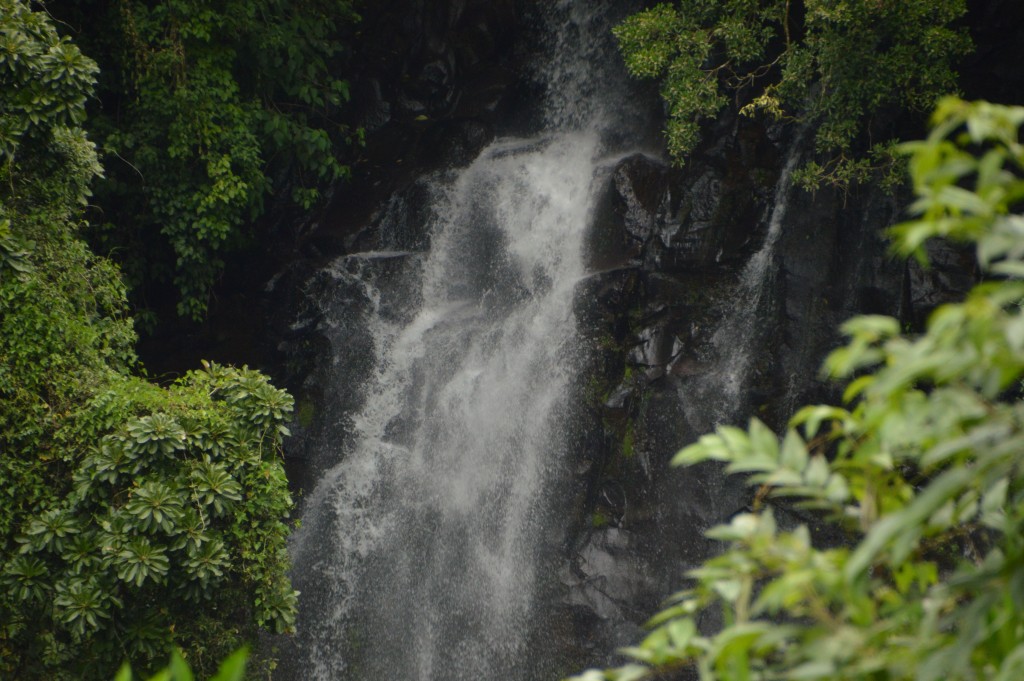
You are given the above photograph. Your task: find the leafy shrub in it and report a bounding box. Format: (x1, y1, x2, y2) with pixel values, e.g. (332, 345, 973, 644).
(2, 364, 296, 680)
(0, 0, 98, 163)
(571, 98, 1024, 680)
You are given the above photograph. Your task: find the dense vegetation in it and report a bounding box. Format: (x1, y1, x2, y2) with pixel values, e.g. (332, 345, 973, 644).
(54, 0, 360, 319)
(0, 2, 297, 677)
(613, 0, 971, 188)
(572, 98, 1024, 680)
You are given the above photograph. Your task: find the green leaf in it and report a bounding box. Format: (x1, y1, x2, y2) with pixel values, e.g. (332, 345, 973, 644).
(115, 665, 133, 681)
(706, 514, 761, 542)
(803, 455, 830, 487)
(786, 660, 837, 680)
(168, 650, 194, 681)
(209, 647, 248, 681)
(845, 466, 975, 580)
(791, 405, 850, 439)
(779, 429, 808, 472)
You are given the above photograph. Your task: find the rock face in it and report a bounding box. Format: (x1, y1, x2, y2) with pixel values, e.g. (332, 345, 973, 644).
(306, 0, 528, 259)
(548, 106, 984, 671)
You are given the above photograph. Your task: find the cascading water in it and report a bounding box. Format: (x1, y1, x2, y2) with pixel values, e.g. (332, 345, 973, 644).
(700, 139, 805, 416)
(278, 3, 647, 679)
(649, 130, 809, 614)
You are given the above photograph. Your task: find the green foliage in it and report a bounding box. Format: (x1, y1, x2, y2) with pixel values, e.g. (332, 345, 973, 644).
(116, 648, 248, 681)
(1, 0, 129, 549)
(0, 3, 298, 678)
(0, 217, 31, 278)
(571, 99, 1024, 680)
(0, 0, 98, 163)
(55, 0, 360, 319)
(0, 0, 104, 217)
(2, 362, 297, 679)
(614, 1, 971, 188)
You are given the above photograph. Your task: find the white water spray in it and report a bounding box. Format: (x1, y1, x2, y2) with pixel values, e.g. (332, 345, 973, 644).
(702, 139, 805, 412)
(281, 3, 641, 679)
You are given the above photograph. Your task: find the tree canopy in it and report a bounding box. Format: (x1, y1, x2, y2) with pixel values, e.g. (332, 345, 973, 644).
(54, 0, 361, 319)
(613, 0, 971, 188)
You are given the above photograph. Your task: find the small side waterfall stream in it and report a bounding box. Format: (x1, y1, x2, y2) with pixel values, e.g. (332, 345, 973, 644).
(280, 3, 646, 679)
(703, 139, 805, 414)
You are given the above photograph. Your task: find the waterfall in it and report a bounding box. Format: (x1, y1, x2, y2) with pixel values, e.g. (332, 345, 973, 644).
(691, 137, 805, 423)
(279, 2, 643, 679)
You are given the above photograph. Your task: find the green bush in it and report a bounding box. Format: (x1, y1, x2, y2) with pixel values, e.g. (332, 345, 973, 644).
(571, 98, 1024, 680)
(1, 364, 296, 679)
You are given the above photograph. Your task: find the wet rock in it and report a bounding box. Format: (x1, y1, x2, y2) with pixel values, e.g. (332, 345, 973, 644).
(353, 0, 520, 126)
(420, 118, 495, 167)
(355, 78, 393, 132)
(592, 133, 777, 283)
(314, 0, 527, 256)
(613, 154, 672, 245)
(908, 238, 978, 326)
(564, 528, 656, 621)
(627, 323, 675, 369)
(603, 383, 633, 414)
